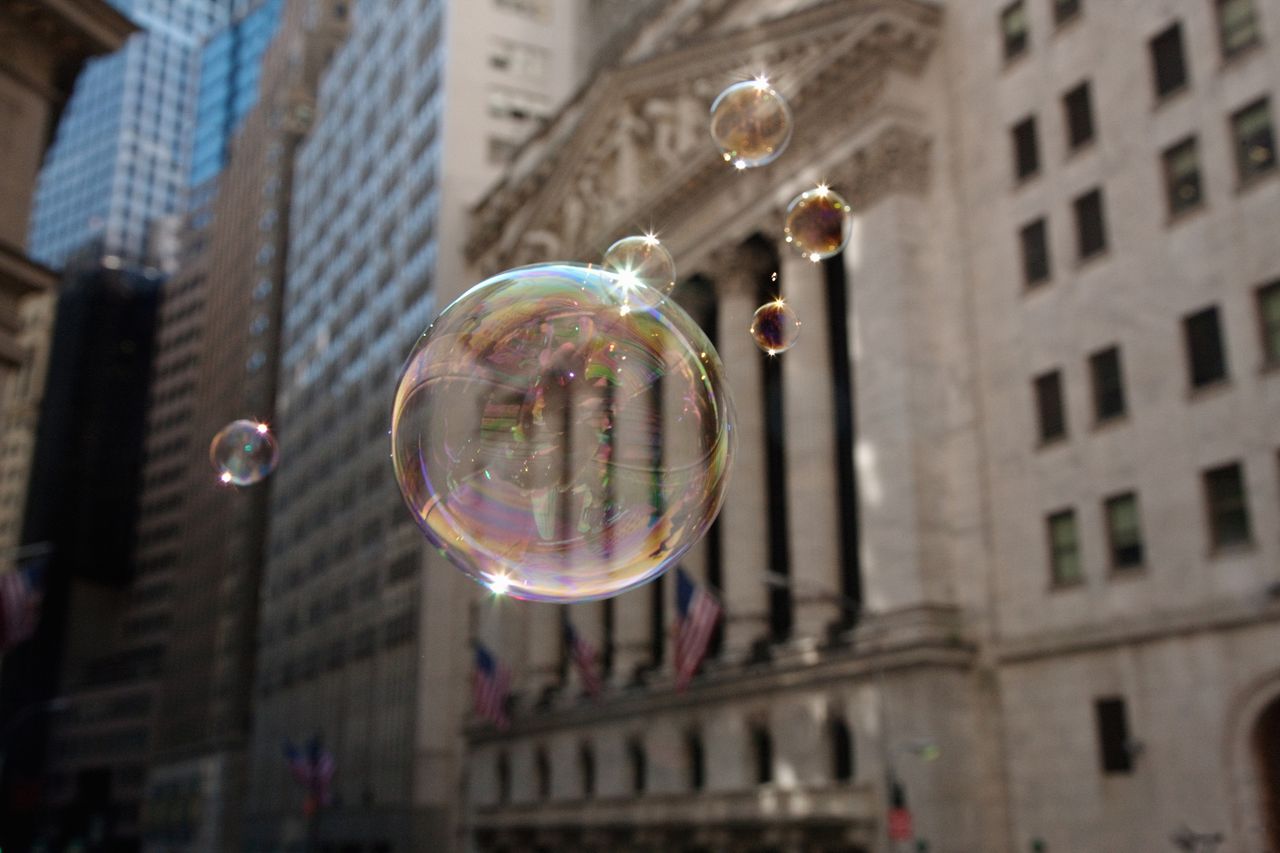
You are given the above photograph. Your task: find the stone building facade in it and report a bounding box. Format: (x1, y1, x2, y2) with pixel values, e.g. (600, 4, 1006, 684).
(456, 1, 1280, 851)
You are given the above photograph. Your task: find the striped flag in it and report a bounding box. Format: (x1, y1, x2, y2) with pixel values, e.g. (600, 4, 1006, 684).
(563, 617, 602, 698)
(473, 643, 512, 729)
(0, 558, 45, 653)
(282, 736, 336, 815)
(674, 567, 722, 692)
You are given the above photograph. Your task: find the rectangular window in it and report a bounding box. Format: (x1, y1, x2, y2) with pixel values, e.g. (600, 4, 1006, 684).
(1073, 187, 1108, 259)
(1183, 306, 1228, 389)
(1232, 98, 1277, 183)
(1063, 81, 1095, 150)
(1217, 0, 1261, 59)
(1162, 136, 1204, 215)
(1089, 346, 1126, 422)
(1104, 492, 1144, 569)
(1047, 509, 1082, 586)
(1054, 0, 1081, 25)
(1012, 115, 1040, 180)
(1204, 462, 1252, 548)
(1095, 698, 1134, 774)
(1150, 23, 1189, 99)
(1020, 218, 1051, 286)
(1034, 369, 1067, 442)
(1002, 1, 1030, 60)
(1256, 281, 1280, 365)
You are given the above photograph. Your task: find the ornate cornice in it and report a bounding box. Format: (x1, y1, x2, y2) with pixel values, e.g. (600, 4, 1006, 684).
(466, 0, 942, 275)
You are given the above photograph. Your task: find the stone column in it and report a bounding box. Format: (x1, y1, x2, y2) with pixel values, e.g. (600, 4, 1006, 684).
(779, 248, 843, 640)
(711, 246, 771, 659)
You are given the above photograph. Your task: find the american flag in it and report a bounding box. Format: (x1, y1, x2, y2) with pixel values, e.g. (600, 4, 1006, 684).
(674, 567, 722, 692)
(0, 558, 45, 653)
(283, 736, 335, 815)
(473, 643, 512, 729)
(563, 617, 602, 698)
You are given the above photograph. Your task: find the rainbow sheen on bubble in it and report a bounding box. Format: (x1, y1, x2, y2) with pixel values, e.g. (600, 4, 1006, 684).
(210, 419, 279, 486)
(784, 185, 852, 261)
(602, 235, 676, 308)
(709, 78, 793, 169)
(391, 263, 736, 602)
(750, 299, 801, 354)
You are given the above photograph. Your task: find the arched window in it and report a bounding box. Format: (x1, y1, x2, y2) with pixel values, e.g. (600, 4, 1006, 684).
(628, 737, 647, 794)
(752, 724, 773, 785)
(686, 730, 705, 791)
(535, 747, 551, 800)
(579, 743, 595, 799)
(830, 716, 855, 783)
(496, 751, 510, 803)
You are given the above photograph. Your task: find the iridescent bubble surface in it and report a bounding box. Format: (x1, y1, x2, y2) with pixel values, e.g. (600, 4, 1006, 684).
(391, 263, 736, 602)
(602, 235, 677, 308)
(210, 419, 279, 486)
(784, 185, 852, 261)
(709, 79, 793, 169)
(750, 299, 801, 354)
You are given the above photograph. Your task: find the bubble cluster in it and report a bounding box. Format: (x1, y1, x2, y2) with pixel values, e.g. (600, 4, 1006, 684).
(391, 263, 736, 602)
(602, 234, 677, 310)
(210, 419, 279, 486)
(784, 185, 852, 261)
(750, 299, 801, 355)
(709, 78, 793, 170)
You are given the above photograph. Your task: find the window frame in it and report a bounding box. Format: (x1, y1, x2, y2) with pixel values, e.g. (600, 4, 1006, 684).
(1020, 217, 1052, 287)
(1073, 187, 1108, 260)
(1034, 369, 1068, 443)
(1062, 81, 1095, 151)
(1216, 0, 1262, 60)
(1149, 22, 1189, 100)
(1012, 115, 1041, 181)
(1053, 0, 1082, 26)
(1203, 462, 1253, 550)
(1095, 697, 1135, 774)
(1162, 135, 1204, 216)
(1103, 491, 1145, 571)
(1183, 305, 1229, 390)
(1001, 0, 1031, 61)
(1088, 345, 1127, 423)
(1046, 508, 1083, 588)
(1231, 97, 1278, 185)
(1255, 280, 1280, 367)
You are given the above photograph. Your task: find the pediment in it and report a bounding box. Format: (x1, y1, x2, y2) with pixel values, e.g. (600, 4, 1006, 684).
(466, 0, 941, 275)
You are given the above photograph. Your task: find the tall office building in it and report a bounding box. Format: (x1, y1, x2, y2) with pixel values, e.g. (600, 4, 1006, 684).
(458, 0, 1280, 851)
(139, 2, 349, 849)
(244, 0, 599, 847)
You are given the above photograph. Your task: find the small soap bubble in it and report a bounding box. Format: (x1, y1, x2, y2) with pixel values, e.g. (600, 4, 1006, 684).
(602, 234, 677, 308)
(210, 419, 279, 486)
(784, 185, 852, 261)
(709, 78, 793, 169)
(391, 263, 736, 603)
(750, 299, 801, 355)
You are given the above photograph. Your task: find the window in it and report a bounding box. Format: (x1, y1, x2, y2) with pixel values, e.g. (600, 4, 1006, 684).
(1073, 187, 1108, 259)
(1053, 0, 1081, 25)
(497, 752, 510, 803)
(580, 744, 594, 799)
(1150, 23, 1189, 98)
(1095, 697, 1134, 774)
(1204, 462, 1252, 548)
(495, 0, 548, 18)
(1001, 1, 1030, 60)
(1232, 98, 1277, 183)
(687, 731, 705, 791)
(1020, 218, 1051, 286)
(1216, 0, 1261, 59)
(1062, 82, 1094, 150)
(1034, 369, 1067, 442)
(1183, 306, 1228, 389)
(1162, 137, 1203, 215)
(1104, 492, 1144, 570)
(1256, 281, 1280, 365)
(1047, 509, 1082, 586)
(628, 739, 647, 794)
(1012, 115, 1040, 180)
(830, 717, 855, 783)
(1089, 346, 1126, 422)
(752, 725, 774, 785)
(535, 748, 550, 800)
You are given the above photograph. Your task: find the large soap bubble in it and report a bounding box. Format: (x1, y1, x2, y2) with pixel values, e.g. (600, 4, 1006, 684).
(210, 419, 279, 486)
(392, 263, 735, 602)
(709, 78, 793, 169)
